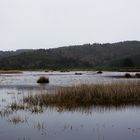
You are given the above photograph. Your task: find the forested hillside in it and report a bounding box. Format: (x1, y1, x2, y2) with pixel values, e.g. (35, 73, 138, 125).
(0, 41, 140, 70)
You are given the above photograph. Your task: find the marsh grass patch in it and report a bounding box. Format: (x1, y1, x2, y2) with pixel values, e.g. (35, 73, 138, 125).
(23, 82, 140, 109)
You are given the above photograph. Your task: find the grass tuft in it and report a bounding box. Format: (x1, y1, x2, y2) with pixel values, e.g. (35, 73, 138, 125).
(37, 77, 49, 84)
(97, 71, 103, 74)
(124, 73, 132, 78)
(75, 72, 82, 75)
(135, 73, 140, 78)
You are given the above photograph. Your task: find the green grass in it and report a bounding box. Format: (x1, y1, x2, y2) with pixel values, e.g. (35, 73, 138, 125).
(23, 82, 140, 109)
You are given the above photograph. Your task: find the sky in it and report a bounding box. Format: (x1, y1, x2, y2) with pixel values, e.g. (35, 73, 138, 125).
(0, 0, 140, 51)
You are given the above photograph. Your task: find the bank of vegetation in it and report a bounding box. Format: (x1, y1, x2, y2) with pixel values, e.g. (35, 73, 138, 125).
(23, 82, 140, 109)
(0, 41, 140, 70)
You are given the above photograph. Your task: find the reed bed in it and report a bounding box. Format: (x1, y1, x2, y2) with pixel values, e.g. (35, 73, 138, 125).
(24, 82, 140, 108)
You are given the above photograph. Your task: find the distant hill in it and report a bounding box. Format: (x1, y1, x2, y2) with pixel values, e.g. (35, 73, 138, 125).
(0, 41, 140, 70)
(108, 54, 140, 68)
(0, 49, 33, 59)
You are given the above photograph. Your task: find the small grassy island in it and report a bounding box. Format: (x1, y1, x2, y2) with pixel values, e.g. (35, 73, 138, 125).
(23, 82, 140, 109)
(112, 73, 140, 79)
(97, 71, 103, 74)
(37, 77, 49, 84)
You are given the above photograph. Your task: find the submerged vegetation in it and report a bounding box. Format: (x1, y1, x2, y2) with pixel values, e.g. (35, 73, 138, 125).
(23, 82, 140, 109)
(8, 115, 27, 125)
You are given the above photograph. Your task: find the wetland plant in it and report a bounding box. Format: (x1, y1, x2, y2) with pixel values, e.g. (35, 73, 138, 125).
(23, 82, 140, 109)
(135, 73, 140, 78)
(10, 102, 25, 111)
(124, 73, 132, 78)
(97, 71, 103, 74)
(37, 77, 49, 84)
(75, 72, 82, 75)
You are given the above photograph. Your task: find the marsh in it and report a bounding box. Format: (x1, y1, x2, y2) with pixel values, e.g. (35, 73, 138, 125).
(0, 71, 140, 140)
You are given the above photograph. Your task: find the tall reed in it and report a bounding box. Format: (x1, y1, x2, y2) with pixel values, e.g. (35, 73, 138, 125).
(24, 82, 140, 108)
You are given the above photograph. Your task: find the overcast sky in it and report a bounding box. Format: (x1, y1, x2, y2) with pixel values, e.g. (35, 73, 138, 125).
(0, 0, 140, 51)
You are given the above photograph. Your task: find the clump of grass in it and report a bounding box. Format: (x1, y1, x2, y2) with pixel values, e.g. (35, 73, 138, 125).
(10, 103, 25, 111)
(30, 106, 43, 113)
(75, 72, 82, 75)
(124, 73, 132, 78)
(37, 77, 49, 84)
(112, 73, 140, 79)
(97, 71, 103, 74)
(135, 73, 140, 78)
(23, 82, 140, 109)
(9, 102, 43, 113)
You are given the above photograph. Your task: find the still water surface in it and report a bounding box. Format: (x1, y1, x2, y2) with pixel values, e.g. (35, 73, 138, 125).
(0, 71, 140, 140)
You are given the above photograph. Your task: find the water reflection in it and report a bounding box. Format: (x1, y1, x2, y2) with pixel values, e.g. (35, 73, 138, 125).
(0, 105, 140, 140)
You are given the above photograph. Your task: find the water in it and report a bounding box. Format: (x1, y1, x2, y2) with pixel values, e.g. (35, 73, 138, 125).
(0, 71, 138, 87)
(0, 71, 140, 140)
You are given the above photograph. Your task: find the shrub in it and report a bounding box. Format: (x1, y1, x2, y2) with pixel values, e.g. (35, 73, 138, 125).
(75, 72, 82, 75)
(135, 73, 140, 78)
(37, 77, 49, 84)
(97, 71, 103, 74)
(124, 73, 131, 78)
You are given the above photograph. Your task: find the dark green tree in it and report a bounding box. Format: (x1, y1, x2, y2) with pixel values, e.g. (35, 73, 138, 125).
(121, 58, 134, 67)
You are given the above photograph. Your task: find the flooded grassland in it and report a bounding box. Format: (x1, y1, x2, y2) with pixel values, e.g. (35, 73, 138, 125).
(0, 71, 140, 140)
